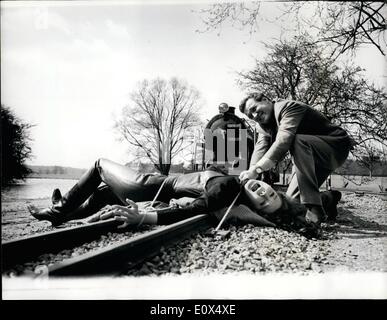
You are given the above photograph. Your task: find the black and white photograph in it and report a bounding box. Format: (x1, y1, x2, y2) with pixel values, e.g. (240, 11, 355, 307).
(1, 0, 386, 303)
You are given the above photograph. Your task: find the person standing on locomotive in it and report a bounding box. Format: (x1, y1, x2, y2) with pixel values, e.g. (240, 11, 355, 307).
(238, 92, 355, 226)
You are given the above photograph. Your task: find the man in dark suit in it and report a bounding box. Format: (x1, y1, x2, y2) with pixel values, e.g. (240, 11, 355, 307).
(238, 92, 354, 225)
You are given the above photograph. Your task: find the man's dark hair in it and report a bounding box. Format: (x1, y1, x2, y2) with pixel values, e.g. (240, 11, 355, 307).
(239, 92, 269, 114)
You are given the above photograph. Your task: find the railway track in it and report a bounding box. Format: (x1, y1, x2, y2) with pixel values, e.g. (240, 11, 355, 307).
(275, 183, 387, 197)
(2, 215, 212, 277)
(331, 188, 387, 197)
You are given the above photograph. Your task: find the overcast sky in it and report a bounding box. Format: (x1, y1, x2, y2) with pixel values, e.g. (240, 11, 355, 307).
(2, 1, 386, 169)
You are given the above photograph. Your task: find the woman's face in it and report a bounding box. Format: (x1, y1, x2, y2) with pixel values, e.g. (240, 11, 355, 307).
(243, 179, 282, 214)
(244, 97, 274, 126)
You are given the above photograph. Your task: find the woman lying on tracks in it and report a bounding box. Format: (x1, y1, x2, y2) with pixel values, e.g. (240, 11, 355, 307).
(28, 158, 342, 238)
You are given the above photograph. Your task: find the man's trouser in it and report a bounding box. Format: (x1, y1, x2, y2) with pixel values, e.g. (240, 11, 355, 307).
(286, 134, 350, 206)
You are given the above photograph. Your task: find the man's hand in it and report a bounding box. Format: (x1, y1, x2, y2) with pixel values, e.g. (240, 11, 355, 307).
(239, 167, 261, 182)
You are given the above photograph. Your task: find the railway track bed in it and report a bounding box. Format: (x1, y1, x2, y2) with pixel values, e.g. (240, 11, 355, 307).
(2, 192, 386, 279)
(2, 215, 212, 277)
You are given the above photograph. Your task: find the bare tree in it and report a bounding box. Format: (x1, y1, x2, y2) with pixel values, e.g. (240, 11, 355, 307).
(354, 141, 386, 178)
(236, 36, 387, 160)
(236, 36, 338, 104)
(115, 78, 203, 175)
(197, 1, 386, 57)
(326, 65, 387, 149)
(303, 1, 386, 56)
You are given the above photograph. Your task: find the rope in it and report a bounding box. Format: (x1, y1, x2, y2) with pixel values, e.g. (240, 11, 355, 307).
(214, 179, 247, 232)
(149, 178, 168, 209)
(138, 179, 173, 226)
(137, 212, 147, 227)
(214, 190, 242, 232)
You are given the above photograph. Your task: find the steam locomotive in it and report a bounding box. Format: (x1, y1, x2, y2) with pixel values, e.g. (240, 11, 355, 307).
(202, 102, 280, 183)
(203, 103, 256, 175)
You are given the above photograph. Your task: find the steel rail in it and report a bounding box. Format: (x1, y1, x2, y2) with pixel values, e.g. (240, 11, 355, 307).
(330, 188, 387, 196)
(275, 184, 387, 197)
(32, 214, 212, 277)
(2, 219, 121, 270)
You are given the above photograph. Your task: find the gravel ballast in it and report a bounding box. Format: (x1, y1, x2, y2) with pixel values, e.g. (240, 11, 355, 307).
(123, 192, 386, 276)
(124, 225, 331, 276)
(2, 191, 386, 277)
(3, 226, 159, 277)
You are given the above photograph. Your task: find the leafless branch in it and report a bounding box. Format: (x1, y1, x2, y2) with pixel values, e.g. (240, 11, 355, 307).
(114, 78, 203, 175)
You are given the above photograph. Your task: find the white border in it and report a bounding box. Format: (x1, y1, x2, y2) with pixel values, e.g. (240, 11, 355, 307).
(3, 272, 387, 300)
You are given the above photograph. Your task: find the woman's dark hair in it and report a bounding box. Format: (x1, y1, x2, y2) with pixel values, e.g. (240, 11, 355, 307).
(239, 92, 269, 114)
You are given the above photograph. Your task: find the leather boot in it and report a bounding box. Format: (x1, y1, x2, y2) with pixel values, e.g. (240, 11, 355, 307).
(64, 185, 122, 221)
(28, 188, 66, 226)
(30, 161, 103, 226)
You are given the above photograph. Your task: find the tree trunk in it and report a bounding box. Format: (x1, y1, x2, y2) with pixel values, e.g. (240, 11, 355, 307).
(158, 163, 171, 176)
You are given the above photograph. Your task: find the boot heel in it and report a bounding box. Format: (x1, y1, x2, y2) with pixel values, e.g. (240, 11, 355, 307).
(52, 188, 62, 205)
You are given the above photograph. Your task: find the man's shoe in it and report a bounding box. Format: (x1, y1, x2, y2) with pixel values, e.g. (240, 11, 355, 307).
(326, 190, 342, 221)
(332, 190, 342, 202)
(305, 209, 327, 225)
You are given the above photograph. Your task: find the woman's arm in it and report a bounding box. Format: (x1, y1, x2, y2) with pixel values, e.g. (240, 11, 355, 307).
(94, 198, 207, 227)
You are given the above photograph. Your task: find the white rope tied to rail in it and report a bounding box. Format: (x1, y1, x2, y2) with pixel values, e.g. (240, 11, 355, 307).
(214, 189, 242, 232)
(142, 178, 186, 214)
(149, 178, 168, 209)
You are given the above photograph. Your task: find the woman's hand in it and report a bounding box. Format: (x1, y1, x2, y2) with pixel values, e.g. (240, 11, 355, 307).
(86, 206, 112, 223)
(88, 199, 143, 229)
(90, 199, 158, 228)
